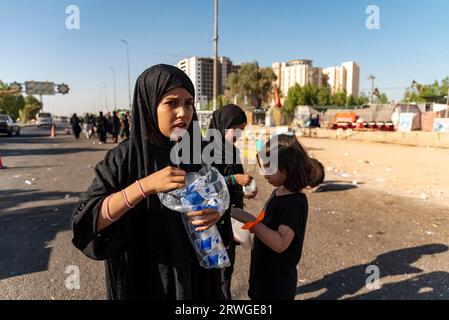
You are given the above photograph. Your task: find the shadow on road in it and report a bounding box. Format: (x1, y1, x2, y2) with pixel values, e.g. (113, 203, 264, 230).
(314, 182, 359, 193)
(0, 147, 99, 157)
(0, 189, 79, 281)
(296, 244, 449, 300)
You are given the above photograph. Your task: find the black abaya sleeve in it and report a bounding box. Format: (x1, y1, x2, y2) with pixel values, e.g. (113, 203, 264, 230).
(72, 141, 130, 261)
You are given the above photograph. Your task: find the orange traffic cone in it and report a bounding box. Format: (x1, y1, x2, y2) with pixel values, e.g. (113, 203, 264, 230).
(0, 155, 6, 170)
(50, 124, 57, 138)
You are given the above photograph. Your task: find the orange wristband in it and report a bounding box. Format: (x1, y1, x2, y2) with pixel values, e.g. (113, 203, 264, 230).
(242, 211, 265, 233)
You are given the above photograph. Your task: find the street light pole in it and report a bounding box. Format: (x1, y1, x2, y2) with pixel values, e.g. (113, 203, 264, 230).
(213, 0, 219, 111)
(121, 40, 132, 110)
(110, 67, 117, 111)
(102, 82, 108, 112)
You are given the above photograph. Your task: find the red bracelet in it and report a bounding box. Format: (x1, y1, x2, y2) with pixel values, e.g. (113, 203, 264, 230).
(122, 189, 135, 209)
(135, 180, 147, 199)
(105, 195, 119, 223)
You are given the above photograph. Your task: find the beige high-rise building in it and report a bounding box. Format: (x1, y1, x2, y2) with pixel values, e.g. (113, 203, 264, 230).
(272, 60, 323, 96)
(176, 56, 237, 109)
(323, 61, 360, 97)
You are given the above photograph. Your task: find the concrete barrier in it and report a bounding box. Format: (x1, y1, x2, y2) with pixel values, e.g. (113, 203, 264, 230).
(310, 129, 449, 149)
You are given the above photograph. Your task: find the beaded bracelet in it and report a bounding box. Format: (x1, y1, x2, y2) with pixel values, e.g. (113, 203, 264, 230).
(122, 189, 135, 209)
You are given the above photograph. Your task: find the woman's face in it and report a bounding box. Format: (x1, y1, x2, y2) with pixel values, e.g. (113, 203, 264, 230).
(225, 122, 247, 143)
(157, 87, 194, 139)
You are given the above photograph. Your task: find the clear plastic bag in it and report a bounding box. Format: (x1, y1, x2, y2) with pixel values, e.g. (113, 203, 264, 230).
(158, 165, 231, 269)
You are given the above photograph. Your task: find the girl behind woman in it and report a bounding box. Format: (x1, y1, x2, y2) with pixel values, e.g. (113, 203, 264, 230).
(208, 104, 257, 300)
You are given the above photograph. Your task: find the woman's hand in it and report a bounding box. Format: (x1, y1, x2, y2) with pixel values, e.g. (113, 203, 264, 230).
(141, 166, 186, 195)
(231, 208, 256, 224)
(234, 174, 253, 187)
(244, 187, 258, 200)
(187, 208, 221, 231)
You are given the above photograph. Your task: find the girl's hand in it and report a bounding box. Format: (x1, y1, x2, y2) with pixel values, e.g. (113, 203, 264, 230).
(234, 174, 253, 187)
(187, 208, 221, 231)
(231, 208, 256, 224)
(244, 187, 258, 200)
(141, 166, 186, 194)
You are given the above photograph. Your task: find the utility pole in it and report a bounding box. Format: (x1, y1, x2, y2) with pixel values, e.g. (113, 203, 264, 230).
(213, 0, 219, 111)
(445, 88, 449, 118)
(103, 82, 108, 112)
(368, 75, 375, 104)
(110, 67, 117, 110)
(122, 40, 132, 110)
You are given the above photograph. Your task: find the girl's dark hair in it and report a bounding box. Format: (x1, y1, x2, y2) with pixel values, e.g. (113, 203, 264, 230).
(308, 158, 325, 188)
(258, 134, 324, 192)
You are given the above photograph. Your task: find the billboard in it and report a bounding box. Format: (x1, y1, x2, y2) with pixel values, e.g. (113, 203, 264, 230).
(25, 81, 55, 95)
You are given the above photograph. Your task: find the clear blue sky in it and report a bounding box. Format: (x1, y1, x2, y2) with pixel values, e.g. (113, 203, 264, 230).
(1, 0, 449, 115)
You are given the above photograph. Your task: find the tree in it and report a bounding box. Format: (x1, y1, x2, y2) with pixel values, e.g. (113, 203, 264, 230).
(317, 86, 331, 106)
(225, 62, 277, 109)
(20, 95, 42, 123)
(403, 77, 449, 103)
(346, 94, 358, 106)
(356, 93, 370, 106)
(283, 84, 302, 114)
(331, 90, 347, 106)
(0, 84, 25, 119)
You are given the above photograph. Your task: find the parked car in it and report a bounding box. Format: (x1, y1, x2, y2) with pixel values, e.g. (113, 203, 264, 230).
(0, 114, 21, 136)
(36, 112, 54, 128)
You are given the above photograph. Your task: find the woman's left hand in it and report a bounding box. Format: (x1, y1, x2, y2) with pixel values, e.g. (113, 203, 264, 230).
(244, 187, 258, 200)
(187, 208, 221, 231)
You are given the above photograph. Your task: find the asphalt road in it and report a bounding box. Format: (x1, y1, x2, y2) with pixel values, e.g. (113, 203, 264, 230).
(1, 125, 449, 300)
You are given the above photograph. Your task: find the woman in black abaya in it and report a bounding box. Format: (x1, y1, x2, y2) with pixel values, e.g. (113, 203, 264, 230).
(72, 64, 222, 300)
(208, 104, 257, 300)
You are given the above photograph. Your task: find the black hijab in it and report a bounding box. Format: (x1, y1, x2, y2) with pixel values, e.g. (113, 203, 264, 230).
(208, 104, 247, 175)
(128, 64, 200, 180)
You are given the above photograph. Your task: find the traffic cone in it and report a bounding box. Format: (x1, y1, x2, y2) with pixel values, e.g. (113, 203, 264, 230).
(0, 155, 6, 170)
(50, 124, 57, 138)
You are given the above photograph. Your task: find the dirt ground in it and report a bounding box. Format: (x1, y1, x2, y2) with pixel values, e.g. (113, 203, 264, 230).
(299, 137, 449, 208)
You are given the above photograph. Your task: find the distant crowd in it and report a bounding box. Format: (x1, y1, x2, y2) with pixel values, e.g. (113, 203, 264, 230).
(69, 111, 130, 144)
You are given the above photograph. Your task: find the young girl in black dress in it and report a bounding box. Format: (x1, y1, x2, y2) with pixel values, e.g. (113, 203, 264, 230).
(231, 134, 317, 300)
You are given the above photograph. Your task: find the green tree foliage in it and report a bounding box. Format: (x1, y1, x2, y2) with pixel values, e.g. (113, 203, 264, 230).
(283, 84, 370, 114)
(226, 62, 277, 109)
(20, 95, 42, 123)
(403, 77, 449, 103)
(0, 84, 25, 119)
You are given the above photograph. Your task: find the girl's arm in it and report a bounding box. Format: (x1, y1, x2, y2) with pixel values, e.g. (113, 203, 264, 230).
(231, 208, 295, 254)
(252, 223, 295, 254)
(97, 166, 186, 232)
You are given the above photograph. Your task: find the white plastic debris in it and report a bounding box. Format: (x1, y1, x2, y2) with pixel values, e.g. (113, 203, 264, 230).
(25, 180, 33, 185)
(386, 167, 392, 172)
(352, 180, 358, 186)
(14, 175, 22, 178)
(420, 193, 428, 200)
(340, 173, 351, 178)
(425, 231, 434, 235)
